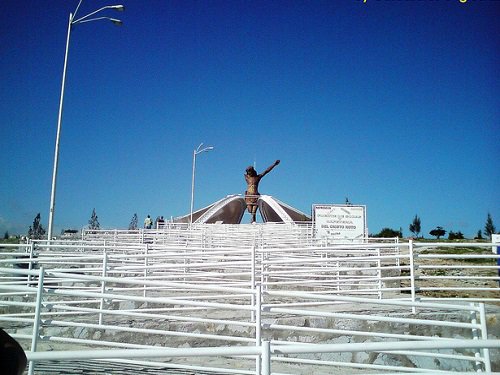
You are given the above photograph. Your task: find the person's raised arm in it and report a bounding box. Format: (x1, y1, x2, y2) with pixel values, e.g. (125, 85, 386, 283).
(259, 160, 280, 178)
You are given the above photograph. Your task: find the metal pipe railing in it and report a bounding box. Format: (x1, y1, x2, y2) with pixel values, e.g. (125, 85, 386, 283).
(23, 339, 500, 374)
(1, 234, 498, 374)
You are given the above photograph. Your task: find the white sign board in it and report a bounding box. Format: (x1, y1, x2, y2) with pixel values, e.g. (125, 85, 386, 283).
(313, 204, 367, 241)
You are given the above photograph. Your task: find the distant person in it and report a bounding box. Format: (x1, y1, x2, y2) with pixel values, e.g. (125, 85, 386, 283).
(0, 328, 27, 375)
(144, 215, 152, 229)
(497, 245, 500, 286)
(157, 216, 165, 228)
(244, 160, 280, 223)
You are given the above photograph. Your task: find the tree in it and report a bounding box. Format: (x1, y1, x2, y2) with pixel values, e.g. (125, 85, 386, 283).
(429, 226, 446, 239)
(409, 214, 421, 238)
(128, 213, 138, 230)
(448, 231, 464, 240)
(3, 231, 9, 240)
(474, 230, 484, 240)
(484, 213, 496, 239)
(373, 227, 402, 238)
(28, 213, 46, 239)
(88, 209, 100, 230)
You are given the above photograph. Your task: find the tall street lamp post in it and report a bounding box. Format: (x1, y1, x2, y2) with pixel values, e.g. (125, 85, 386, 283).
(190, 143, 214, 224)
(47, 1, 124, 241)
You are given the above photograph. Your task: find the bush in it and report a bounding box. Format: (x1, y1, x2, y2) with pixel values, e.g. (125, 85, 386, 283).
(372, 227, 403, 238)
(448, 231, 464, 240)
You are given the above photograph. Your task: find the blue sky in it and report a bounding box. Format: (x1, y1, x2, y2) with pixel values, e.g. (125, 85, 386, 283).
(1, 0, 498, 237)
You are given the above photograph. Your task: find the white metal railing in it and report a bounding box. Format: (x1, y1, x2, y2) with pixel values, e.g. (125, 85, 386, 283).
(411, 241, 500, 303)
(2, 236, 499, 304)
(1, 230, 499, 374)
(0, 266, 497, 374)
(23, 340, 500, 374)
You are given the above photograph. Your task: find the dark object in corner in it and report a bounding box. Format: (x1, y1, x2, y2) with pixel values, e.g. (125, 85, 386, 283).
(0, 328, 27, 375)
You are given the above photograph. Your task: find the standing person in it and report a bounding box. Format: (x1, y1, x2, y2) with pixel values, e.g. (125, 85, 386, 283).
(244, 160, 280, 223)
(157, 216, 165, 228)
(497, 245, 500, 287)
(144, 215, 152, 229)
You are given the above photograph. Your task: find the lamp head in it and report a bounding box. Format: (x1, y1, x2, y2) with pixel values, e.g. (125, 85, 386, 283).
(110, 18, 123, 26)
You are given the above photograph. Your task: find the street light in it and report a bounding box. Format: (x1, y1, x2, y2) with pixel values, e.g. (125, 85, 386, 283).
(47, 1, 124, 241)
(190, 143, 214, 224)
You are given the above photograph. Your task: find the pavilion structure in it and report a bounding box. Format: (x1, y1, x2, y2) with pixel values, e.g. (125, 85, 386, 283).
(173, 194, 311, 224)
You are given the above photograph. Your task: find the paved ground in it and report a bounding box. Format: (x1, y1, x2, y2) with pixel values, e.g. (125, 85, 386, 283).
(33, 360, 218, 374)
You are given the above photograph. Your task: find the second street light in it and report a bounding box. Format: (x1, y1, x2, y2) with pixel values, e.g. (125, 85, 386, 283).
(190, 143, 214, 225)
(47, 1, 124, 241)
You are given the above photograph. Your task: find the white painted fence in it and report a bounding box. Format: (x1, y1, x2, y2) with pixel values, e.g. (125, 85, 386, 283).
(0, 225, 499, 374)
(0, 266, 497, 374)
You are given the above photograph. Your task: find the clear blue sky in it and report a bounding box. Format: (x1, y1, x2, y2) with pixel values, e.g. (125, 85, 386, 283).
(1, 0, 498, 237)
